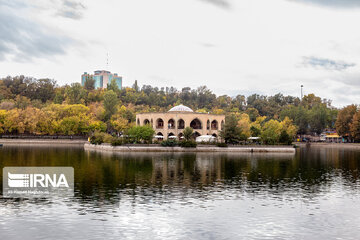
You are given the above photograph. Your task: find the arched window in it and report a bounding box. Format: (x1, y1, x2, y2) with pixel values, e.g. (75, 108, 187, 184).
(190, 118, 202, 129)
(156, 118, 164, 129)
(155, 132, 164, 141)
(168, 132, 176, 139)
(168, 119, 175, 129)
(221, 120, 224, 130)
(137, 119, 140, 126)
(144, 119, 150, 125)
(177, 119, 185, 129)
(211, 120, 218, 130)
(193, 131, 201, 138)
(212, 133, 217, 138)
(178, 132, 184, 140)
(207, 120, 210, 130)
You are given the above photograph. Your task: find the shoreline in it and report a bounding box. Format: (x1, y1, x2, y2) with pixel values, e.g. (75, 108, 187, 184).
(0, 138, 358, 151)
(294, 142, 360, 149)
(84, 143, 296, 153)
(0, 139, 87, 145)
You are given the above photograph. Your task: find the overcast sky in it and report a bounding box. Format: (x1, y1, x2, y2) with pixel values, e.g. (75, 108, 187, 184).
(0, 0, 359, 107)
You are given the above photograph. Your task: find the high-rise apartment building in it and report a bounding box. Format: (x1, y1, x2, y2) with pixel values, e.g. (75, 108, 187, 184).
(81, 70, 122, 89)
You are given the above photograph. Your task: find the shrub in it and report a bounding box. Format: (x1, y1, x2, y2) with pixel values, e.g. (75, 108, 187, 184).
(216, 142, 228, 147)
(90, 131, 105, 145)
(197, 141, 214, 145)
(183, 127, 193, 141)
(161, 139, 178, 147)
(111, 137, 123, 146)
(103, 134, 114, 143)
(179, 140, 197, 148)
(90, 131, 113, 145)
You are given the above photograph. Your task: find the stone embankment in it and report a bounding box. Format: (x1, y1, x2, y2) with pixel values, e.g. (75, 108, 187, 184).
(84, 143, 296, 153)
(0, 139, 87, 145)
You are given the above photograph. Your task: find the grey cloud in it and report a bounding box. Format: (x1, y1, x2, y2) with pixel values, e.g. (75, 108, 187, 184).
(335, 72, 360, 88)
(302, 56, 356, 71)
(0, 0, 27, 8)
(0, 1, 76, 61)
(198, 0, 231, 9)
(56, 0, 86, 19)
(288, 0, 360, 8)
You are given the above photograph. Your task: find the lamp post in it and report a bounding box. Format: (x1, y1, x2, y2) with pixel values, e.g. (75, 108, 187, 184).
(301, 85, 303, 100)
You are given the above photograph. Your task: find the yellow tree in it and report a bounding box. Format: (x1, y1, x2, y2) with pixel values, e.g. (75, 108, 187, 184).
(22, 107, 40, 134)
(213, 108, 225, 115)
(280, 117, 298, 138)
(111, 117, 129, 133)
(237, 113, 251, 140)
(261, 119, 282, 145)
(3, 109, 25, 133)
(0, 110, 8, 134)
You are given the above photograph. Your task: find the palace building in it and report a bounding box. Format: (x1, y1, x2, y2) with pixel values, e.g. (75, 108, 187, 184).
(136, 104, 225, 140)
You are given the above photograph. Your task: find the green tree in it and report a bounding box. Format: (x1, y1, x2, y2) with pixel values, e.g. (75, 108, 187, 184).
(128, 125, 155, 143)
(107, 78, 120, 93)
(245, 108, 260, 122)
(308, 104, 330, 134)
(250, 125, 261, 137)
(15, 95, 31, 109)
(65, 83, 86, 104)
(280, 105, 309, 134)
(103, 90, 118, 120)
(132, 80, 139, 92)
(183, 127, 193, 140)
(279, 130, 292, 145)
(84, 77, 95, 91)
(220, 114, 242, 144)
(24, 78, 57, 103)
(301, 93, 322, 109)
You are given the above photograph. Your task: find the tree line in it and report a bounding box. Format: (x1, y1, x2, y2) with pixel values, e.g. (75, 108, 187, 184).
(0, 75, 358, 141)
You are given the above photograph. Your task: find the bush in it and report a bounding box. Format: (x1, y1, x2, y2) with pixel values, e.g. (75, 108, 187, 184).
(111, 137, 123, 146)
(103, 134, 114, 143)
(161, 139, 178, 147)
(90, 131, 105, 145)
(90, 131, 112, 145)
(179, 140, 197, 148)
(216, 142, 228, 147)
(183, 127, 193, 141)
(197, 141, 215, 145)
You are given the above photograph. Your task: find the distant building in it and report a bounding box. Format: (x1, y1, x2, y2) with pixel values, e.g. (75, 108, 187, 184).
(81, 70, 122, 89)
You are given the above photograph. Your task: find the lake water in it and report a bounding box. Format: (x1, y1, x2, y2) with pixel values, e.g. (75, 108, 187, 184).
(1, 145, 360, 240)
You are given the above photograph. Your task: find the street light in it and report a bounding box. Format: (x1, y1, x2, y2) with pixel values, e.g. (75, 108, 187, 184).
(301, 85, 304, 99)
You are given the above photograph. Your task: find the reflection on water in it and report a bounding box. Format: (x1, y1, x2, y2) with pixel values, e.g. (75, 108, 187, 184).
(1, 145, 360, 239)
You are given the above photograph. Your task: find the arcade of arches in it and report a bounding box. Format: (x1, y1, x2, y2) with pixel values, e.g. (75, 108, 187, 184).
(136, 105, 225, 140)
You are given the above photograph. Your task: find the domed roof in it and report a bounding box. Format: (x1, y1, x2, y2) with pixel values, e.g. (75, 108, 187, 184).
(168, 104, 193, 112)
